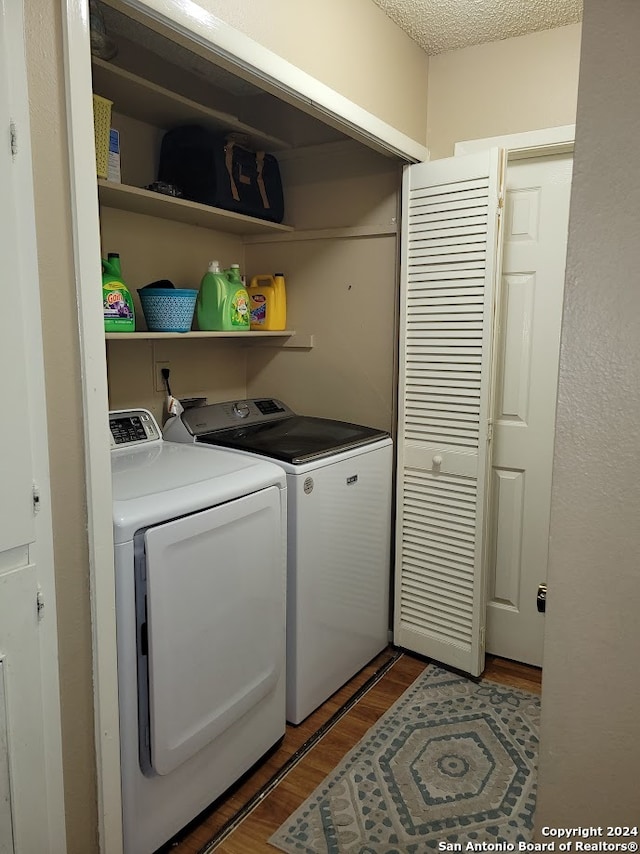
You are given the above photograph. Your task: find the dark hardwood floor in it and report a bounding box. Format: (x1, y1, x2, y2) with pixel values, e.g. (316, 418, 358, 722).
(163, 649, 541, 854)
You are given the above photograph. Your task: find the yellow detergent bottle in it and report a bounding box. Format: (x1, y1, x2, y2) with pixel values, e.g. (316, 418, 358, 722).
(248, 273, 287, 331)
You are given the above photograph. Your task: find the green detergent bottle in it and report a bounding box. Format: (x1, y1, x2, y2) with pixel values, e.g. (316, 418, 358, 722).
(197, 261, 250, 331)
(102, 253, 135, 332)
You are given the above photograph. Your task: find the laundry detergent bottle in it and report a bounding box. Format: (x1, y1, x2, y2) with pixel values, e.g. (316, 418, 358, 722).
(196, 261, 250, 331)
(102, 253, 135, 332)
(223, 264, 250, 330)
(248, 273, 287, 331)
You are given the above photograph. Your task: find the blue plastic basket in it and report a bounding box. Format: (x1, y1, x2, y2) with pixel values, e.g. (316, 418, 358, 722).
(138, 288, 198, 333)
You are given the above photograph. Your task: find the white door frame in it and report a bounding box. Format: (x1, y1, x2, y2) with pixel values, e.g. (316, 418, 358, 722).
(61, 3, 427, 851)
(2, 0, 66, 848)
(455, 125, 575, 158)
(61, 4, 123, 851)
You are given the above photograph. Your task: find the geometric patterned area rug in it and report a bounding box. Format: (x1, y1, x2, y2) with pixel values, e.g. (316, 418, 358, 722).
(269, 664, 540, 853)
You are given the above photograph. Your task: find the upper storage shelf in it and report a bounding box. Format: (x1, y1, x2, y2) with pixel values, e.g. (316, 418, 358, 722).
(93, 56, 294, 236)
(91, 57, 291, 152)
(98, 181, 294, 236)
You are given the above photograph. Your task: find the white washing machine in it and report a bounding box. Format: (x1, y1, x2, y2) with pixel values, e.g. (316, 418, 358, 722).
(164, 399, 393, 724)
(110, 409, 287, 853)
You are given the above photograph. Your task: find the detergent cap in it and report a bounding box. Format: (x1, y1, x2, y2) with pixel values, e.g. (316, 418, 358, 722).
(107, 252, 122, 276)
(208, 260, 221, 273)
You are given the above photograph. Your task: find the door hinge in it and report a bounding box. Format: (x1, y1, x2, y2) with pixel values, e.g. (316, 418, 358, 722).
(9, 121, 17, 158)
(487, 420, 494, 443)
(36, 588, 45, 621)
(479, 625, 486, 649)
(32, 484, 41, 514)
(497, 191, 504, 217)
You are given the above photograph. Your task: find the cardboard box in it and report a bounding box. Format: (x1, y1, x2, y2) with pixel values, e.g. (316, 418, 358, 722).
(107, 128, 121, 183)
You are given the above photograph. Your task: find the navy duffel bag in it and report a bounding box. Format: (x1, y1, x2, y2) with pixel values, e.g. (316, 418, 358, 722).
(158, 126, 285, 223)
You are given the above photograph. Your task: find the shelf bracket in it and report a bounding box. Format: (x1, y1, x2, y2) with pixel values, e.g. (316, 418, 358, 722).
(247, 334, 314, 350)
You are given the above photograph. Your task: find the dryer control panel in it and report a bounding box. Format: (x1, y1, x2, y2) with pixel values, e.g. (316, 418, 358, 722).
(109, 409, 161, 450)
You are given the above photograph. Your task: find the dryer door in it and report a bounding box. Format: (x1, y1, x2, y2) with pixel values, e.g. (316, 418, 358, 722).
(142, 485, 284, 775)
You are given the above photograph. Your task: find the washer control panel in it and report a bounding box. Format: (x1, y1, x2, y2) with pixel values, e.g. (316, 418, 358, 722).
(109, 409, 161, 449)
(182, 398, 293, 436)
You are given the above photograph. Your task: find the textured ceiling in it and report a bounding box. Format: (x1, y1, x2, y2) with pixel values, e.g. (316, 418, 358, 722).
(370, 0, 582, 55)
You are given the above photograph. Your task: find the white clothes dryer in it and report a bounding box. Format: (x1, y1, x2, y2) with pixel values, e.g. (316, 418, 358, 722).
(110, 409, 287, 853)
(164, 399, 392, 725)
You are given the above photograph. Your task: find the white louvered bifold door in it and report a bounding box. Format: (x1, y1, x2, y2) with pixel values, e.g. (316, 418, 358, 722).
(394, 149, 504, 676)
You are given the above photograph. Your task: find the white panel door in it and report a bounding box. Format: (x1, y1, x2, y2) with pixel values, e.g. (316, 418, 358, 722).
(486, 154, 573, 665)
(394, 150, 504, 676)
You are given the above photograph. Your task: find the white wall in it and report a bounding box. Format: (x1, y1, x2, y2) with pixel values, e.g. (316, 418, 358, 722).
(536, 0, 640, 827)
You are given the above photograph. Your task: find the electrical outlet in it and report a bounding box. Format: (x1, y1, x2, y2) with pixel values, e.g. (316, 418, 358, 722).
(155, 361, 170, 393)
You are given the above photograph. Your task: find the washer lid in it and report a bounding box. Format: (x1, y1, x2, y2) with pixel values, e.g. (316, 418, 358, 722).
(197, 416, 391, 464)
(111, 442, 285, 542)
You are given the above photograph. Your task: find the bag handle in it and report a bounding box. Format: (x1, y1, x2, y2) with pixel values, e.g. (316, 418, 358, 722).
(225, 140, 272, 211)
(224, 141, 241, 202)
(256, 151, 271, 210)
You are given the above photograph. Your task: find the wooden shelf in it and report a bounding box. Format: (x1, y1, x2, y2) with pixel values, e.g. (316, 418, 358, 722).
(106, 330, 291, 339)
(98, 180, 294, 236)
(91, 57, 290, 152)
(105, 332, 314, 348)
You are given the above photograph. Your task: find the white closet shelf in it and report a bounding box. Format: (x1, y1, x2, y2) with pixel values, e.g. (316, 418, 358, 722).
(98, 181, 294, 236)
(105, 331, 314, 348)
(91, 57, 290, 152)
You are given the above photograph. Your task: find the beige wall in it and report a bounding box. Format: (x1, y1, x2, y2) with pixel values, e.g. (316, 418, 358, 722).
(24, 1, 99, 851)
(536, 0, 640, 826)
(426, 24, 581, 159)
(192, 0, 429, 144)
(245, 143, 400, 432)
(246, 236, 398, 431)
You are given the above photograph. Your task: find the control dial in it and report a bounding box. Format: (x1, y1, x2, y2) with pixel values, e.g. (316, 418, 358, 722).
(233, 401, 251, 419)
